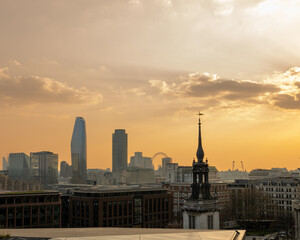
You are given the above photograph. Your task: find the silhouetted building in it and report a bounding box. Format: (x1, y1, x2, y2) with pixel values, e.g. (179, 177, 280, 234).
(162, 157, 172, 176)
(125, 167, 155, 184)
(129, 152, 153, 169)
(112, 129, 128, 173)
(182, 114, 220, 229)
(71, 117, 87, 184)
(8, 153, 31, 180)
(30, 151, 58, 185)
(68, 187, 172, 228)
(218, 169, 249, 181)
(0, 172, 41, 191)
(0, 191, 61, 228)
(165, 163, 178, 183)
(2, 157, 8, 171)
(60, 161, 72, 178)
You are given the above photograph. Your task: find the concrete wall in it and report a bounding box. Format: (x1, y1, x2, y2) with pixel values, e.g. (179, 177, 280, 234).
(183, 211, 219, 230)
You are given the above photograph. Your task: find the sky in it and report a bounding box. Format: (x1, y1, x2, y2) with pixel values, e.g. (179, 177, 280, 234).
(1, 0, 300, 171)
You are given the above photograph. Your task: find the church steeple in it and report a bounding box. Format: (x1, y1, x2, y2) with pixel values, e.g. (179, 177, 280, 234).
(190, 112, 212, 201)
(196, 112, 204, 163)
(183, 112, 220, 230)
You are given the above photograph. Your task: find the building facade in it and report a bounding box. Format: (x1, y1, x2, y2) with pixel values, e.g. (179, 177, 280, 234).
(129, 152, 153, 169)
(0, 172, 41, 191)
(112, 129, 128, 173)
(0, 191, 61, 228)
(30, 151, 58, 185)
(68, 187, 172, 228)
(8, 153, 31, 180)
(2, 157, 8, 171)
(60, 161, 72, 178)
(71, 117, 87, 184)
(256, 177, 299, 218)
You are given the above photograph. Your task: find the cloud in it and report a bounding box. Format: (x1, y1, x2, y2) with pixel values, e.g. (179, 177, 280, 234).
(0, 70, 103, 106)
(12, 60, 21, 66)
(149, 67, 300, 111)
(272, 94, 300, 109)
(0, 67, 9, 79)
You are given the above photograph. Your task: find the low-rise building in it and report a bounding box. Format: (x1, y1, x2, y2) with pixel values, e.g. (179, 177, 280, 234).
(68, 186, 172, 228)
(0, 191, 61, 228)
(125, 167, 155, 184)
(256, 177, 299, 218)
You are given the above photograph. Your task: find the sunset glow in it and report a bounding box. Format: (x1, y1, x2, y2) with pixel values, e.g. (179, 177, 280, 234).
(1, 0, 300, 171)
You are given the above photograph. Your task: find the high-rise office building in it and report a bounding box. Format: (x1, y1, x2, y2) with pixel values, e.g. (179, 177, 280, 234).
(112, 129, 128, 173)
(8, 153, 31, 180)
(30, 151, 58, 185)
(71, 117, 87, 183)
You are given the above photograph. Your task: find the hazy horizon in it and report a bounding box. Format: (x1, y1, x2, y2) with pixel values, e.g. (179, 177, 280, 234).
(1, 0, 300, 171)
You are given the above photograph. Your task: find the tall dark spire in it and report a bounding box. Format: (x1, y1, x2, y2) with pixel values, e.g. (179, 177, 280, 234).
(190, 112, 212, 201)
(196, 112, 204, 163)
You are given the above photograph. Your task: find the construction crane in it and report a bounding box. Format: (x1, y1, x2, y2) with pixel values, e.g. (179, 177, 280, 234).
(241, 161, 245, 172)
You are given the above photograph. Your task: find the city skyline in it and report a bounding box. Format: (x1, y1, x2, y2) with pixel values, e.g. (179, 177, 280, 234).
(1, 1, 300, 171)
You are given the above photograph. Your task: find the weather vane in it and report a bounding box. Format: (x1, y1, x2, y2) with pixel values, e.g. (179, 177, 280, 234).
(197, 111, 204, 117)
(197, 111, 203, 124)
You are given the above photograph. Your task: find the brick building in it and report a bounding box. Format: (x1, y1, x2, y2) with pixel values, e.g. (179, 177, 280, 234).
(0, 191, 61, 228)
(68, 187, 172, 228)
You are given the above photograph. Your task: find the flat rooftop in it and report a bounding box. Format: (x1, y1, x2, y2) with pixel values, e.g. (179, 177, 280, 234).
(0, 190, 59, 196)
(4, 228, 246, 240)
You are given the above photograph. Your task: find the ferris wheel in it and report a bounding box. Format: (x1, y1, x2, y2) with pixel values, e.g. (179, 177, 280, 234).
(152, 152, 169, 169)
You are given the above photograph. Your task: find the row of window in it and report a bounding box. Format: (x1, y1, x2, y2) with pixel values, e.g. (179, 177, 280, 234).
(144, 198, 169, 213)
(0, 205, 60, 228)
(0, 195, 59, 205)
(259, 187, 296, 192)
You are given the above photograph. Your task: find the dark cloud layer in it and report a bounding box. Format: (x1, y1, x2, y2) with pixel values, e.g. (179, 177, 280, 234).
(0, 69, 103, 105)
(150, 67, 300, 110)
(273, 94, 300, 110)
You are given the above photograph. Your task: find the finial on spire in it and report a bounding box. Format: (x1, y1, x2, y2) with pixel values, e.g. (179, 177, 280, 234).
(197, 112, 204, 124)
(196, 111, 205, 163)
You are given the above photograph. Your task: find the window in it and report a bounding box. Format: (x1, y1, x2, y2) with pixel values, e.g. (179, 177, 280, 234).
(108, 202, 112, 218)
(189, 215, 195, 229)
(103, 202, 107, 218)
(208, 215, 214, 229)
(113, 202, 117, 217)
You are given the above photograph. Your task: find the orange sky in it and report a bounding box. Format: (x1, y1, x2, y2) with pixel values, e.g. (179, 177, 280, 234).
(1, 0, 300, 171)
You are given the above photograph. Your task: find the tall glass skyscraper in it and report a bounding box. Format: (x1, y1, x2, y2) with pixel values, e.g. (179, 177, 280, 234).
(71, 117, 87, 183)
(112, 129, 128, 173)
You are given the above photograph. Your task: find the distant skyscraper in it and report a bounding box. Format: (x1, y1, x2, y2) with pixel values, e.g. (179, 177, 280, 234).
(8, 153, 30, 180)
(71, 117, 87, 183)
(2, 157, 8, 170)
(30, 151, 58, 185)
(112, 129, 128, 173)
(60, 161, 72, 178)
